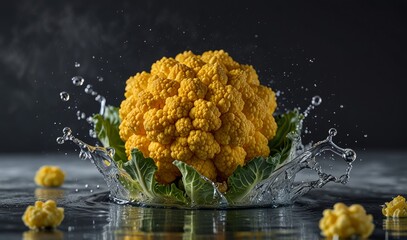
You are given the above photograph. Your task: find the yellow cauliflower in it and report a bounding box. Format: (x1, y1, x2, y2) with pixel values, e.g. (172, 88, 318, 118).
(22, 200, 64, 229)
(382, 195, 407, 217)
(319, 202, 374, 239)
(34, 166, 65, 187)
(119, 50, 277, 184)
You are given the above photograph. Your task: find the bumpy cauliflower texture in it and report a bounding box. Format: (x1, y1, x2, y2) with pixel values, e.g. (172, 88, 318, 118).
(319, 203, 374, 239)
(22, 200, 64, 229)
(119, 50, 277, 184)
(34, 166, 65, 187)
(382, 195, 407, 217)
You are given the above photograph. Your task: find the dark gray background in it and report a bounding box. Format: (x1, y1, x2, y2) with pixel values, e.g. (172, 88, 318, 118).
(0, 0, 406, 153)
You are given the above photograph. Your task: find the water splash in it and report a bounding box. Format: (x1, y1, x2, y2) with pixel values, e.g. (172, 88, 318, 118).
(245, 128, 355, 206)
(57, 127, 130, 201)
(57, 126, 355, 208)
(84, 84, 106, 115)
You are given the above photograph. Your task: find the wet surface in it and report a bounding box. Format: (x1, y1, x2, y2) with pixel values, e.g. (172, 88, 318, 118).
(0, 151, 406, 239)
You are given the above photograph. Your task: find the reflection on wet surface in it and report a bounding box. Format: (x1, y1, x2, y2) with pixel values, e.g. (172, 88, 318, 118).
(0, 151, 406, 239)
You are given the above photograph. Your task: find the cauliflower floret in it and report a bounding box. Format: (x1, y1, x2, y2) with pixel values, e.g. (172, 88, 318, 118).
(177, 55, 206, 73)
(147, 77, 180, 101)
(175, 117, 193, 137)
(167, 63, 195, 82)
(125, 134, 150, 159)
(214, 112, 250, 146)
(319, 203, 374, 239)
(163, 96, 193, 123)
(148, 142, 180, 184)
(186, 156, 217, 181)
(244, 131, 270, 161)
(119, 50, 278, 184)
(240, 64, 260, 86)
(150, 57, 178, 78)
(213, 146, 246, 180)
(187, 130, 220, 160)
(124, 71, 150, 98)
(382, 195, 407, 217)
(205, 81, 244, 113)
(178, 78, 208, 101)
(189, 99, 222, 132)
(200, 50, 240, 71)
(196, 62, 228, 86)
(170, 137, 193, 161)
(22, 200, 64, 230)
(34, 166, 65, 188)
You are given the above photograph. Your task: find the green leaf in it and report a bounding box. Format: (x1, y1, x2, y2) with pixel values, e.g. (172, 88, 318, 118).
(173, 160, 225, 206)
(122, 149, 157, 199)
(122, 149, 187, 204)
(225, 110, 302, 204)
(225, 155, 280, 204)
(268, 109, 303, 164)
(93, 105, 127, 163)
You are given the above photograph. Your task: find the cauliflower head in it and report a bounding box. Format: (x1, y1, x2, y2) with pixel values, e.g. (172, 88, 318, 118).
(119, 50, 277, 184)
(22, 200, 64, 229)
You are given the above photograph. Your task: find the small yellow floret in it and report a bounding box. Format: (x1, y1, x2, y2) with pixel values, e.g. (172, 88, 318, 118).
(34, 166, 65, 187)
(382, 195, 407, 217)
(319, 203, 374, 239)
(22, 200, 64, 229)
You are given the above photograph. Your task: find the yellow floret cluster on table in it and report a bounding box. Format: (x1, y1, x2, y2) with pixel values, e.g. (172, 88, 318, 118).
(119, 50, 278, 184)
(34, 165, 65, 187)
(319, 202, 374, 239)
(22, 200, 64, 230)
(382, 195, 407, 217)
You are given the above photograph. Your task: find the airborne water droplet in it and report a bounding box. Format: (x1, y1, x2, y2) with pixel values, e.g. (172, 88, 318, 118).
(85, 84, 93, 94)
(72, 76, 85, 86)
(60, 91, 70, 101)
(56, 137, 64, 144)
(97, 76, 104, 82)
(63, 127, 72, 136)
(328, 128, 337, 136)
(74, 62, 80, 68)
(311, 95, 322, 106)
(343, 149, 356, 163)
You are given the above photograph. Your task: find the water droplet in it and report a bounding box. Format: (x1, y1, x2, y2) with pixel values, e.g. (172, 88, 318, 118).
(79, 150, 88, 160)
(85, 84, 93, 94)
(74, 62, 80, 68)
(90, 189, 93, 193)
(85, 184, 89, 188)
(56, 137, 64, 144)
(63, 127, 72, 137)
(328, 128, 337, 136)
(96, 185, 100, 189)
(340, 105, 344, 108)
(343, 149, 356, 163)
(75, 189, 79, 192)
(97, 76, 104, 82)
(311, 95, 322, 106)
(364, 134, 368, 138)
(60, 91, 70, 101)
(72, 76, 84, 86)
(89, 129, 97, 138)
